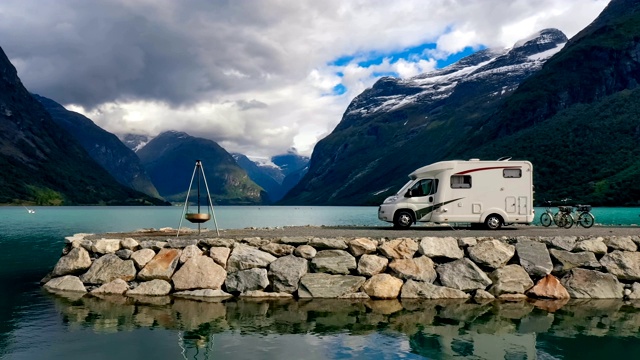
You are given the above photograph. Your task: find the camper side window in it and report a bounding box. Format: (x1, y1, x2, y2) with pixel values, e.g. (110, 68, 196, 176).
(503, 169, 521, 178)
(451, 175, 472, 189)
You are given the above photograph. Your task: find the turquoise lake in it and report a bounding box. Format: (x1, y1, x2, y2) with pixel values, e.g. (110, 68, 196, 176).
(1, 206, 640, 359)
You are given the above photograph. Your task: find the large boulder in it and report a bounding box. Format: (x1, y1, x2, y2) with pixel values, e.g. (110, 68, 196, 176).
(298, 273, 366, 298)
(600, 251, 640, 281)
(309, 238, 348, 250)
(44, 275, 86, 293)
(226, 244, 276, 272)
(400, 280, 470, 299)
(362, 274, 404, 299)
(120, 238, 139, 251)
(79, 254, 136, 284)
(574, 238, 608, 254)
(90, 279, 129, 295)
(225, 268, 269, 293)
(357, 254, 388, 276)
(179, 245, 203, 264)
(389, 256, 437, 283)
(418, 237, 463, 260)
(516, 239, 552, 277)
(127, 279, 172, 296)
(436, 258, 492, 291)
(52, 247, 92, 276)
(311, 250, 357, 275)
(526, 275, 570, 299)
(379, 238, 418, 260)
(268, 255, 308, 293)
(348, 238, 378, 257)
(209, 247, 231, 267)
(561, 268, 623, 299)
(467, 240, 514, 269)
(489, 265, 534, 296)
(549, 249, 601, 272)
(137, 248, 181, 281)
(294, 245, 317, 259)
(260, 243, 295, 257)
(545, 236, 576, 251)
(91, 239, 121, 254)
(604, 237, 638, 252)
(130, 248, 156, 269)
(172, 255, 227, 291)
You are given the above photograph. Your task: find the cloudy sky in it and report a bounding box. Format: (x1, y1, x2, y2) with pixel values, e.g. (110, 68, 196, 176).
(0, 0, 608, 157)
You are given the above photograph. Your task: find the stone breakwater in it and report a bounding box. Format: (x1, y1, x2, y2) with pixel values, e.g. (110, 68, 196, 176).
(42, 231, 640, 301)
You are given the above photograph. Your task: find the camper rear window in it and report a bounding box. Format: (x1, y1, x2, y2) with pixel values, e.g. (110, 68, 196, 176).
(451, 175, 472, 189)
(503, 169, 521, 178)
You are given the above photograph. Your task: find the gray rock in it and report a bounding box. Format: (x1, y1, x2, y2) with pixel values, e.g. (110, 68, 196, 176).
(167, 238, 199, 249)
(436, 258, 492, 291)
(199, 238, 236, 248)
(357, 254, 388, 276)
(127, 279, 172, 296)
(130, 248, 156, 269)
(545, 236, 577, 251)
(298, 273, 366, 298)
(73, 239, 94, 252)
(628, 283, 640, 300)
(52, 247, 92, 276)
(574, 238, 608, 255)
(389, 256, 437, 283)
(362, 274, 404, 299)
(468, 240, 515, 269)
(260, 243, 295, 257)
(80, 254, 136, 284)
(379, 238, 419, 260)
(338, 292, 370, 299)
(172, 255, 227, 291)
(600, 251, 640, 281)
(268, 255, 308, 293)
(180, 245, 203, 264)
(240, 290, 294, 298)
(516, 238, 553, 277)
(91, 239, 121, 254)
(550, 249, 601, 272)
(115, 249, 133, 260)
(489, 264, 534, 296)
(604, 237, 638, 252)
(91, 279, 129, 295)
(561, 268, 623, 299)
(458, 237, 477, 247)
(279, 237, 310, 245)
(120, 238, 139, 251)
(44, 275, 87, 293)
(294, 245, 317, 259)
(309, 238, 348, 250)
(348, 238, 378, 257)
(401, 280, 470, 299)
(225, 268, 269, 293)
(310, 250, 357, 274)
(242, 237, 269, 247)
(474, 289, 495, 301)
(209, 246, 231, 267)
(418, 237, 464, 260)
(226, 244, 277, 272)
(173, 289, 233, 298)
(137, 248, 181, 281)
(139, 240, 168, 251)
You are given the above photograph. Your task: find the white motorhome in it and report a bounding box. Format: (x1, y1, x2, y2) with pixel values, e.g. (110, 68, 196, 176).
(378, 159, 534, 229)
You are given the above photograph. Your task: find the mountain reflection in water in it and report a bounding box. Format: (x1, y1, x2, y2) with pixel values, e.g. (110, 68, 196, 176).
(45, 292, 640, 359)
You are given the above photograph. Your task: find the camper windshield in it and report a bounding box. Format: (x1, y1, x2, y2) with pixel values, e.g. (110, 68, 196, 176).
(396, 180, 414, 195)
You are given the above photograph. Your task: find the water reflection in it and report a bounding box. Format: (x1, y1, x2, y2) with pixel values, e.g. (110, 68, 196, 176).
(46, 292, 640, 359)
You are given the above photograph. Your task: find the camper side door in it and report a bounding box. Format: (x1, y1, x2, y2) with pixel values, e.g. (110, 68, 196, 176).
(405, 178, 438, 222)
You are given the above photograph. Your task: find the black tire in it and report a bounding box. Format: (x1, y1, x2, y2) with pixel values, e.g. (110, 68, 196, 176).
(393, 210, 414, 229)
(578, 213, 595, 228)
(553, 212, 562, 226)
(540, 212, 553, 227)
(562, 214, 574, 229)
(484, 214, 503, 230)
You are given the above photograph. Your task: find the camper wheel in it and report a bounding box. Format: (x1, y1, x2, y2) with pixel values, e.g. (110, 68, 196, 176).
(484, 214, 503, 230)
(393, 210, 414, 229)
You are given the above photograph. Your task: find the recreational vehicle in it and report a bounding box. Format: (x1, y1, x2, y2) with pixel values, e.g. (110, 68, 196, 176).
(378, 159, 534, 229)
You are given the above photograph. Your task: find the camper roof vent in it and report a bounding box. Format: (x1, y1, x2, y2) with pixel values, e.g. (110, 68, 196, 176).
(469, 158, 480, 161)
(497, 156, 512, 161)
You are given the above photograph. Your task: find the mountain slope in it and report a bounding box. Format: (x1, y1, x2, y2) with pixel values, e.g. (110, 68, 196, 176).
(137, 131, 268, 204)
(282, 29, 568, 205)
(0, 46, 165, 205)
(33, 95, 161, 199)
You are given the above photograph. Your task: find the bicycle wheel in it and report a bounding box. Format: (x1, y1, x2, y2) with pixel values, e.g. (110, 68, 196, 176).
(578, 212, 595, 228)
(563, 214, 574, 229)
(553, 212, 562, 226)
(540, 212, 553, 227)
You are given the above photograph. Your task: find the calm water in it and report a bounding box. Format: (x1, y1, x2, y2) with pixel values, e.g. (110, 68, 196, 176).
(1, 206, 640, 359)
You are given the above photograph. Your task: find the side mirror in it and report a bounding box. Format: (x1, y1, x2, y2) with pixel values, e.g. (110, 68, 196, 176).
(404, 190, 412, 198)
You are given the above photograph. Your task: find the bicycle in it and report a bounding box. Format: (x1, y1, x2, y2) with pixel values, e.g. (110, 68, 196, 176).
(539, 199, 573, 228)
(539, 201, 555, 227)
(566, 204, 595, 228)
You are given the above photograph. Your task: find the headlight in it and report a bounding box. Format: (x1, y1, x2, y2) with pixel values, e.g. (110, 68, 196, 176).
(383, 196, 398, 204)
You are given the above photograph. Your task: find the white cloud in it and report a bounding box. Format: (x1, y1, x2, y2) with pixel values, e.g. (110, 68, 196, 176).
(0, 0, 609, 156)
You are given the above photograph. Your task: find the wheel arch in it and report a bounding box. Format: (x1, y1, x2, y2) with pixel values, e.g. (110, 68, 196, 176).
(480, 209, 508, 224)
(394, 208, 417, 224)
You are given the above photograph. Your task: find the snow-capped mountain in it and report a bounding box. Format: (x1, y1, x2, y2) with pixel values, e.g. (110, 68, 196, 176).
(120, 133, 152, 152)
(282, 29, 569, 205)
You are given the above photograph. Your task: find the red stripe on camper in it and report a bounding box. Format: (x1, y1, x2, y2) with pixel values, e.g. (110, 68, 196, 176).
(455, 166, 520, 175)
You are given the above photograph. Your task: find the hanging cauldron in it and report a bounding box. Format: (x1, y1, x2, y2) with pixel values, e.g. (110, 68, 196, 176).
(177, 160, 219, 236)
